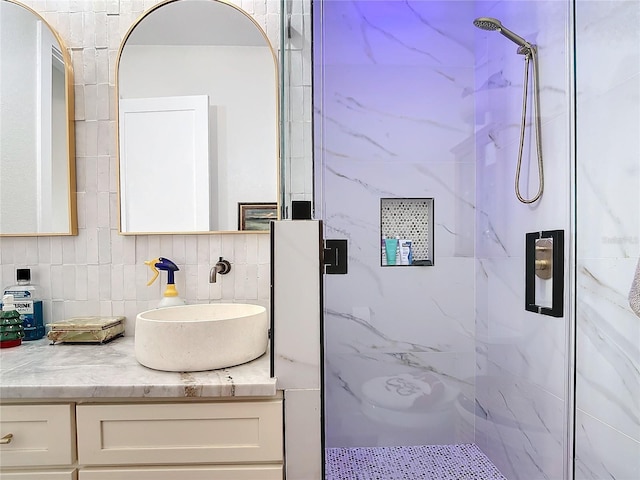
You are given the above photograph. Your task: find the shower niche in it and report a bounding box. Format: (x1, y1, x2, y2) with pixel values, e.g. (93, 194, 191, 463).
(380, 198, 434, 267)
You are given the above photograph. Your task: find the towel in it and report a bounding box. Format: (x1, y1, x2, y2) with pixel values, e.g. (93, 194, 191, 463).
(630, 258, 640, 317)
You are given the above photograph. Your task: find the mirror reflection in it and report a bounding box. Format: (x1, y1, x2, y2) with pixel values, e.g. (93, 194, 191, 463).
(0, 0, 77, 236)
(117, 0, 279, 234)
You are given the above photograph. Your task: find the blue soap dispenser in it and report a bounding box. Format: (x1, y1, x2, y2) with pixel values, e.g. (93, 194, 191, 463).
(144, 257, 187, 308)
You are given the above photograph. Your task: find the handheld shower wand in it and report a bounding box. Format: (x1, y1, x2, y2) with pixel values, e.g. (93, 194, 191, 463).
(473, 17, 543, 204)
(473, 17, 531, 50)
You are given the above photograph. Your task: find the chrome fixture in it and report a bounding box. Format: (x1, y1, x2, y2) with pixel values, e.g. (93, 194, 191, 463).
(473, 17, 531, 49)
(535, 238, 553, 280)
(209, 257, 231, 283)
(474, 17, 544, 204)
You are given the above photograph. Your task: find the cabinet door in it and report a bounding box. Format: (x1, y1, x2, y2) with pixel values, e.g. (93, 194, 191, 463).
(0, 469, 76, 479)
(77, 400, 283, 465)
(0, 404, 75, 467)
(78, 465, 282, 480)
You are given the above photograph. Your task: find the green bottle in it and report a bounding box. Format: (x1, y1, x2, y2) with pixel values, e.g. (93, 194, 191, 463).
(1, 294, 25, 348)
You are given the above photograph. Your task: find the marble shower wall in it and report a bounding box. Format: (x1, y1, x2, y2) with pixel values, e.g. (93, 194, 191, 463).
(473, 2, 572, 479)
(0, 0, 303, 335)
(574, 1, 640, 478)
(315, 1, 478, 448)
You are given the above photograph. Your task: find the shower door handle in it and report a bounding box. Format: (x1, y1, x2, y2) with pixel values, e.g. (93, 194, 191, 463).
(525, 230, 564, 317)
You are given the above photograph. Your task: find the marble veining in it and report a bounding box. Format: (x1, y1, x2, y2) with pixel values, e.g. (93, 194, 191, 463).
(473, 1, 574, 478)
(0, 337, 276, 399)
(314, 3, 590, 478)
(572, 4, 640, 475)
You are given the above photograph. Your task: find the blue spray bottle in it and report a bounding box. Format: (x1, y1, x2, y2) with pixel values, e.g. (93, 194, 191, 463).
(145, 257, 187, 308)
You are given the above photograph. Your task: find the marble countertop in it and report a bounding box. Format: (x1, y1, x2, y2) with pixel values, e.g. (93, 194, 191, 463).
(0, 336, 277, 400)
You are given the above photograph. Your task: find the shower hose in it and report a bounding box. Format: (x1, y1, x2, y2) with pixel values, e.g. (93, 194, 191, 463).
(516, 45, 544, 204)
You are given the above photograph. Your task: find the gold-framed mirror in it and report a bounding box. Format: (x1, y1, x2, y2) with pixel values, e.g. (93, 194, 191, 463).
(116, 0, 280, 235)
(0, 0, 77, 236)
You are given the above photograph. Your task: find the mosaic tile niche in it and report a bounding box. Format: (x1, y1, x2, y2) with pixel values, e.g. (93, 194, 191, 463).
(380, 198, 434, 266)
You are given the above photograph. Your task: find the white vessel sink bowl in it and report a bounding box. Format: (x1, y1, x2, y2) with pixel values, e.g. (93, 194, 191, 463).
(135, 303, 268, 372)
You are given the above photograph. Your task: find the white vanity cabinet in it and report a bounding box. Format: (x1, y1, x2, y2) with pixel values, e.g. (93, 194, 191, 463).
(0, 404, 76, 480)
(1, 396, 283, 480)
(76, 397, 284, 479)
(0, 471, 77, 480)
(76, 465, 282, 480)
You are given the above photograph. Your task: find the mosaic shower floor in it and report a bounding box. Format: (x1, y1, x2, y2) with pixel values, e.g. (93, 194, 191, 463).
(325, 443, 507, 480)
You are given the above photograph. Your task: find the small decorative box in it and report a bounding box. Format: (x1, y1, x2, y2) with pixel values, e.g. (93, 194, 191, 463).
(47, 316, 125, 344)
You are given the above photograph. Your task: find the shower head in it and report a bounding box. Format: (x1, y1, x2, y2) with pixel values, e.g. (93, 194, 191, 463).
(473, 17, 531, 48)
(473, 17, 502, 31)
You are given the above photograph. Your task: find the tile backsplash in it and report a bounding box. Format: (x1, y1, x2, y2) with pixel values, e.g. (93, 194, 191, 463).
(0, 0, 287, 335)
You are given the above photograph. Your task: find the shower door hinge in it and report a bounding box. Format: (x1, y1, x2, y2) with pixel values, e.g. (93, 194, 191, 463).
(323, 239, 348, 275)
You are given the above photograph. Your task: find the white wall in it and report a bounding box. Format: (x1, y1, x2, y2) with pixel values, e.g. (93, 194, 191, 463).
(0, 0, 285, 336)
(574, 1, 640, 478)
(51, 60, 70, 232)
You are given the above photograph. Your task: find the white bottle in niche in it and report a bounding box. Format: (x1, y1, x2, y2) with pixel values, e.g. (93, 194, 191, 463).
(381, 235, 387, 266)
(399, 239, 413, 265)
(395, 237, 401, 265)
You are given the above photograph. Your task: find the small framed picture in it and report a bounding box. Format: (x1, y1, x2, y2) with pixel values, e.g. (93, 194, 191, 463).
(238, 202, 278, 231)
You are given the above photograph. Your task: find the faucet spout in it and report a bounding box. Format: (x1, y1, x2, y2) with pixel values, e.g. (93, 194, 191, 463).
(209, 257, 231, 283)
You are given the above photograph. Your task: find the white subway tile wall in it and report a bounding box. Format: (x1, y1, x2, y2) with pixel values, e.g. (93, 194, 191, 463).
(0, 0, 312, 336)
(282, 0, 313, 207)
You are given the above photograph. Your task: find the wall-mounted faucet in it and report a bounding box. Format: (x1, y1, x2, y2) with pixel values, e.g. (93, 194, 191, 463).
(209, 257, 231, 283)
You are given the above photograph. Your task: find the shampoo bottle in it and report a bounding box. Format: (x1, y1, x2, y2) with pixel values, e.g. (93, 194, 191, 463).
(145, 257, 187, 308)
(0, 294, 25, 348)
(384, 238, 398, 266)
(2, 268, 44, 340)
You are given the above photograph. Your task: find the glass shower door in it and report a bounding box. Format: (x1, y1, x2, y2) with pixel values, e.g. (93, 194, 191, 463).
(314, 1, 581, 479)
(314, 0, 479, 451)
(573, 1, 640, 478)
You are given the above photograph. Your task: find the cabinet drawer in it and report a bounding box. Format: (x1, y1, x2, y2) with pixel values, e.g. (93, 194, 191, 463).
(0, 404, 75, 467)
(76, 400, 283, 466)
(0, 469, 76, 480)
(78, 465, 282, 480)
